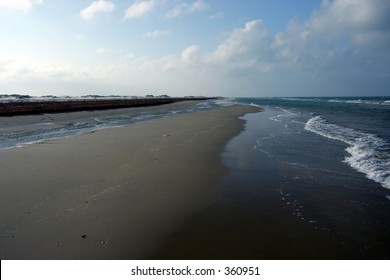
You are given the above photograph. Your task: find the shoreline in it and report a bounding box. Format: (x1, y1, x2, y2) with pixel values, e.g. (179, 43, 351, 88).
(0, 104, 260, 259)
(0, 100, 213, 150)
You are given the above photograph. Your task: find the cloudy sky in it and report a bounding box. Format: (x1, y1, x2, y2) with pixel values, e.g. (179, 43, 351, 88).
(0, 0, 389, 97)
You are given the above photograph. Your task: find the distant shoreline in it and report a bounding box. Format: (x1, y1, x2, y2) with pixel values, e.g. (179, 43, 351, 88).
(0, 97, 217, 116)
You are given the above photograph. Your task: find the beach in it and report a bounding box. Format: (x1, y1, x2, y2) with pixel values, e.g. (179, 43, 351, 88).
(1, 98, 389, 260)
(0, 103, 259, 259)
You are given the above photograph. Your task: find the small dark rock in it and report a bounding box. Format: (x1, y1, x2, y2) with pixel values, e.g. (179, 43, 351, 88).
(81, 234, 87, 239)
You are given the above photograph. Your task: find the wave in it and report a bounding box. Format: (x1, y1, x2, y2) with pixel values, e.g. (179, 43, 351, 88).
(305, 116, 390, 190)
(268, 107, 298, 123)
(328, 98, 390, 106)
(249, 103, 262, 108)
(279, 97, 323, 102)
(214, 98, 237, 107)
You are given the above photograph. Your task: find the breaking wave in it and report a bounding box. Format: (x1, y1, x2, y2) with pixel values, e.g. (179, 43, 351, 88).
(305, 116, 390, 190)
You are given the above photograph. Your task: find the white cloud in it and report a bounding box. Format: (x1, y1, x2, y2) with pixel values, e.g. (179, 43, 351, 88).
(271, 0, 390, 65)
(124, 0, 156, 19)
(310, 0, 390, 33)
(80, 0, 115, 20)
(171, 0, 390, 95)
(203, 20, 269, 71)
(143, 30, 170, 38)
(181, 45, 200, 64)
(165, 0, 208, 18)
(208, 12, 223, 20)
(0, 57, 91, 95)
(0, 0, 43, 13)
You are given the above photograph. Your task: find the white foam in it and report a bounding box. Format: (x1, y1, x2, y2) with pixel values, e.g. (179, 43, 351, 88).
(280, 97, 322, 102)
(279, 108, 295, 115)
(269, 107, 298, 123)
(305, 116, 390, 190)
(345, 99, 363, 104)
(93, 118, 103, 123)
(214, 98, 236, 107)
(31, 122, 54, 126)
(328, 98, 390, 106)
(269, 116, 282, 122)
(249, 103, 262, 108)
(291, 120, 306, 124)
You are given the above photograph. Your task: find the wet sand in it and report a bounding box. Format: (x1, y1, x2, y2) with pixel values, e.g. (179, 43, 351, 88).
(0, 104, 259, 259)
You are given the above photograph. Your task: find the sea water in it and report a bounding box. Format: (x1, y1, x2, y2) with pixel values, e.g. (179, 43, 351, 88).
(218, 96, 390, 258)
(236, 97, 390, 192)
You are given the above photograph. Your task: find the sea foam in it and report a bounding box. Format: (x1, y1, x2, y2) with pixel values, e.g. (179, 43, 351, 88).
(305, 116, 390, 190)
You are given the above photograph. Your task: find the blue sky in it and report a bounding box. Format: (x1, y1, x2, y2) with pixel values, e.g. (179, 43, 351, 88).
(0, 0, 389, 97)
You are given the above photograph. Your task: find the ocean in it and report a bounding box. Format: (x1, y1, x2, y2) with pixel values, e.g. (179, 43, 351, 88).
(214, 96, 390, 259)
(235, 96, 390, 192)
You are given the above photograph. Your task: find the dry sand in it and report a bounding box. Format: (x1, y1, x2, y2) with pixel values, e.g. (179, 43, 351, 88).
(0, 104, 259, 259)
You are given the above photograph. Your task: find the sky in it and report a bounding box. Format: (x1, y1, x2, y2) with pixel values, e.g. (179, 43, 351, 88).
(0, 0, 389, 97)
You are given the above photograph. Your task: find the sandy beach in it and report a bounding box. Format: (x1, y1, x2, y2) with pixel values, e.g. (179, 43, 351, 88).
(0, 104, 259, 259)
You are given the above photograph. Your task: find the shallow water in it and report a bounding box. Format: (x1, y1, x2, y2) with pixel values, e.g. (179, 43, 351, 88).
(0, 100, 220, 149)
